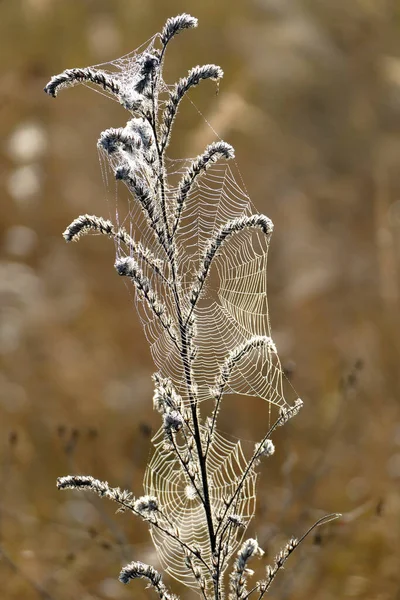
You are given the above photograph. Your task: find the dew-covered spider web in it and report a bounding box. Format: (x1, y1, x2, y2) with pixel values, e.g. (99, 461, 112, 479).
(144, 426, 257, 589)
(76, 29, 291, 413)
(110, 158, 290, 410)
(82, 29, 296, 591)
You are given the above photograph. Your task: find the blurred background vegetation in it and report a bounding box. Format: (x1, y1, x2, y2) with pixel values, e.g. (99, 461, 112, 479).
(1, 0, 400, 598)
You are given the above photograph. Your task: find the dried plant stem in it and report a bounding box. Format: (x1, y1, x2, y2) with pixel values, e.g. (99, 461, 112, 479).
(186, 215, 273, 330)
(150, 77, 218, 589)
(206, 336, 276, 457)
(46, 13, 338, 600)
(172, 141, 234, 238)
(57, 476, 211, 573)
(63, 214, 169, 286)
(215, 411, 289, 541)
(255, 514, 340, 600)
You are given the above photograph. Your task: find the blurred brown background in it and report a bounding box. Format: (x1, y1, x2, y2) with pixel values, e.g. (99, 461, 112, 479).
(1, 0, 400, 598)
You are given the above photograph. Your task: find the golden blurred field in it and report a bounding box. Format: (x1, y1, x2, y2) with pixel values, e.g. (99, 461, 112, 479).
(1, 0, 400, 598)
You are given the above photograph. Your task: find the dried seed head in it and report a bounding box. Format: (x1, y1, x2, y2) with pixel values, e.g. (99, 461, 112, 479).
(153, 373, 182, 412)
(278, 398, 304, 426)
(163, 409, 184, 434)
(134, 52, 160, 94)
(230, 538, 264, 599)
(255, 439, 275, 462)
(134, 495, 159, 514)
(161, 14, 198, 46)
(228, 514, 245, 528)
(119, 560, 177, 600)
(98, 127, 142, 154)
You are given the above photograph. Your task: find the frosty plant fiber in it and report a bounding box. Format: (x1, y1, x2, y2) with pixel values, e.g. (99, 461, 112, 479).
(45, 14, 339, 600)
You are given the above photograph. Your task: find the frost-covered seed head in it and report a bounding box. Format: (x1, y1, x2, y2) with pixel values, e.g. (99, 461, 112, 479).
(255, 439, 275, 458)
(228, 514, 245, 528)
(134, 495, 159, 514)
(163, 409, 184, 433)
(152, 373, 182, 412)
(278, 398, 304, 426)
(161, 14, 198, 46)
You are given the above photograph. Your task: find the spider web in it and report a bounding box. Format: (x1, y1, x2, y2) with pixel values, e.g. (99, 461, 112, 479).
(88, 34, 294, 592)
(108, 156, 290, 410)
(144, 426, 257, 590)
(88, 33, 290, 413)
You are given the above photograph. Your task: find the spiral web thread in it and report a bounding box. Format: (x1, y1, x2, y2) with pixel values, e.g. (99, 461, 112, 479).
(144, 427, 257, 589)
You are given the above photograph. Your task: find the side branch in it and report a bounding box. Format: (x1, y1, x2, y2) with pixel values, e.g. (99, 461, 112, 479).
(119, 561, 177, 600)
(44, 67, 120, 99)
(255, 514, 341, 599)
(189, 214, 274, 316)
(206, 335, 277, 456)
(161, 64, 223, 152)
(115, 256, 178, 348)
(63, 214, 168, 284)
(172, 141, 235, 238)
(115, 166, 168, 254)
(215, 401, 303, 540)
(57, 475, 211, 573)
